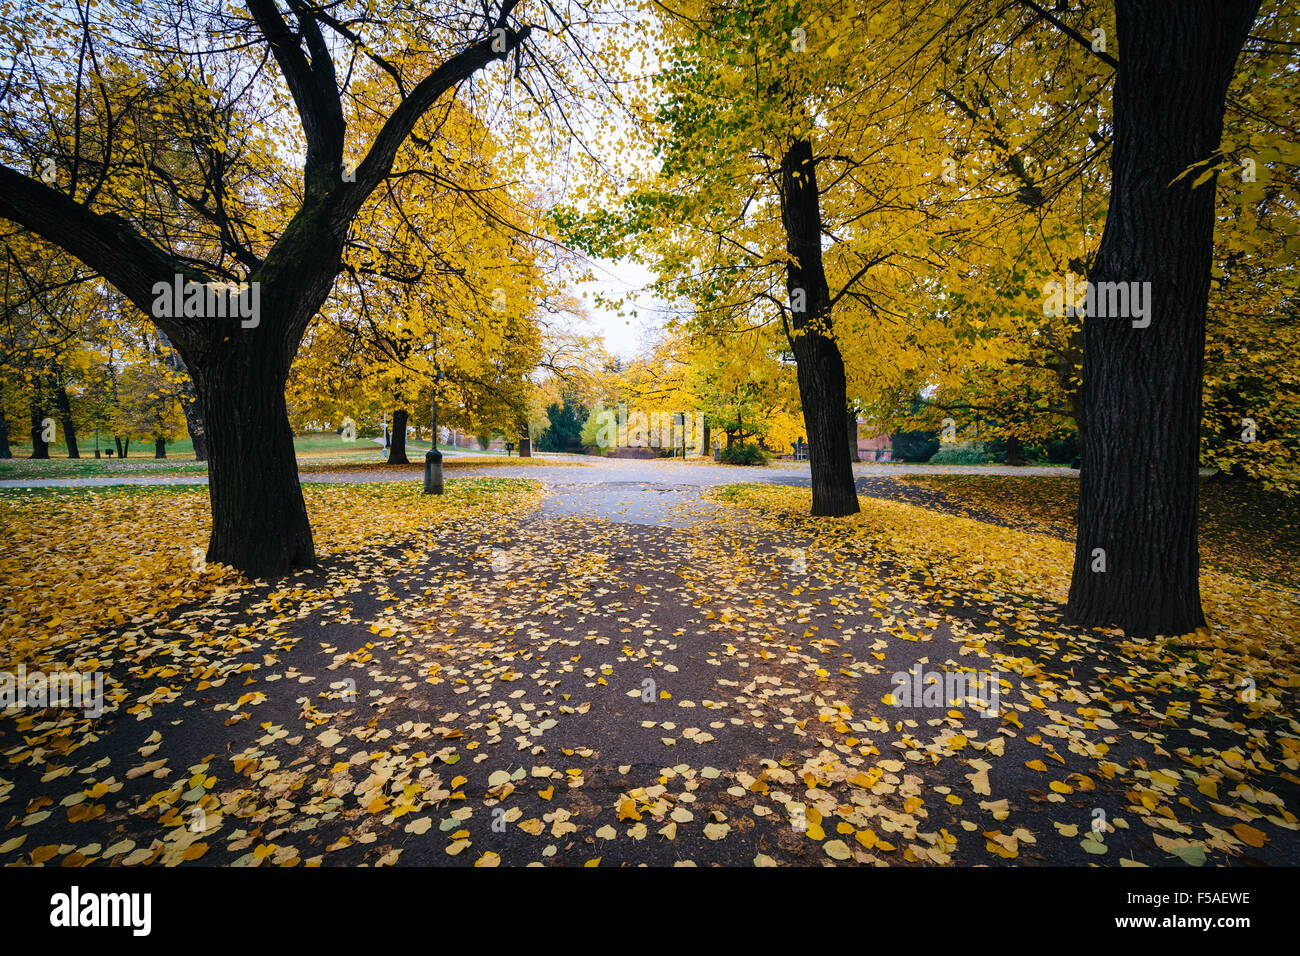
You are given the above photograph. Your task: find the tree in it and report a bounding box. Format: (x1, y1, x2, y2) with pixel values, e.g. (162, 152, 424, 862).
(536, 393, 586, 452)
(562, 1, 1073, 515)
(115, 362, 187, 458)
(0, 236, 114, 460)
(286, 88, 550, 471)
(386, 409, 411, 465)
(1066, 0, 1263, 638)
(0, 0, 589, 577)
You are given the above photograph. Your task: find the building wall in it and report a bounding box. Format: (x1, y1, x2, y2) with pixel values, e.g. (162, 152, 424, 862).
(856, 420, 893, 461)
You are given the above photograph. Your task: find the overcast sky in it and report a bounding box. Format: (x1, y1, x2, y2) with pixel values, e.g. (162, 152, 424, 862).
(570, 254, 676, 358)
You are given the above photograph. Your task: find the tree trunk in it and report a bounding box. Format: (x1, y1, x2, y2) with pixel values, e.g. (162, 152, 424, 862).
(155, 436, 167, 458)
(54, 385, 79, 458)
(196, 349, 315, 578)
(158, 339, 207, 460)
(179, 378, 207, 461)
(847, 411, 860, 463)
(29, 402, 49, 459)
(0, 402, 11, 459)
(387, 408, 410, 464)
(781, 136, 859, 516)
(1004, 436, 1027, 466)
(1067, 0, 1260, 639)
(518, 434, 531, 457)
(115, 436, 129, 459)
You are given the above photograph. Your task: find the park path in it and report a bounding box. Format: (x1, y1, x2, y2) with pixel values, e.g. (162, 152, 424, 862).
(5, 456, 1292, 869)
(0, 456, 1074, 496)
(0, 456, 1081, 536)
(4, 454, 1290, 869)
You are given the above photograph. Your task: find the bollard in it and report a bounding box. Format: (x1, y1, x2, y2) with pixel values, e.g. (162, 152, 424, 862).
(423, 448, 444, 495)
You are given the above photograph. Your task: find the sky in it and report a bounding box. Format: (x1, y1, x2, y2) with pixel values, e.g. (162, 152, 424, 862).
(571, 255, 675, 359)
(532, 6, 671, 362)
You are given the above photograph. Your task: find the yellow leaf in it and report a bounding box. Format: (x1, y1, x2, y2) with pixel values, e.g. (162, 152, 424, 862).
(1231, 823, 1268, 848)
(824, 840, 852, 860)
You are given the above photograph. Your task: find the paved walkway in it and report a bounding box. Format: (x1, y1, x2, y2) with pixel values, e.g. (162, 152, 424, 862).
(0, 455, 1076, 493)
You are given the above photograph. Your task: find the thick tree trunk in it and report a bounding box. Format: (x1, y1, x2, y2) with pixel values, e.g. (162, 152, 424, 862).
(518, 434, 531, 457)
(0, 402, 11, 458)
(780, 136, 858, 516)
(847, 411, 860, 463)
(1004, 436, 1027, 466)
(1067, 0, 1260, 639)
(54, 385, 79, 458)
(387, 408, 410, 464)
(196, 349, 315, 578)
(29, 402, 49, 459)
(154, 436, 167, 458)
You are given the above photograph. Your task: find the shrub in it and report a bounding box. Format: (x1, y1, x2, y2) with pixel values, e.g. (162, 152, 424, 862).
(717, 443, 768, 465)
(928, 445, 994, 465)
(891, 429, 939, 462)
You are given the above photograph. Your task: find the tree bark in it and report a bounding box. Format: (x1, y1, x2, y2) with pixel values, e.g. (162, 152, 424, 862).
(0, 402, 11, 458)
(780, 136, 859, 516)
(154, 436, 167, 458)
(847, 410, 860, 463)
(170, 352, 207, 461)
(387, 408, 410, 464)
(1004, 436, 1027, 466)
(184, 395, 208, 461)
(518, 432, 531, 457)
(196, 348, 315, 578)
(54, 384, 79, 458)
(1067, 0, 1260, 639)
(29, 402, 49, 459)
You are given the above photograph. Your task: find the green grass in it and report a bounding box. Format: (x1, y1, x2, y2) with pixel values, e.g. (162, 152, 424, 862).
(0, 455, 209, 478)
(2, 431, 535, 480)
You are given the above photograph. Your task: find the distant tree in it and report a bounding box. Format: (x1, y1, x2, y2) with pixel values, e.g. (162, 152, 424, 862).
(116, 362, 186, 458)
(537, 394, 586, 452)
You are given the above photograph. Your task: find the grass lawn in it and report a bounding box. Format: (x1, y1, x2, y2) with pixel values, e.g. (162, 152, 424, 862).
(0, 431, 505, 479)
